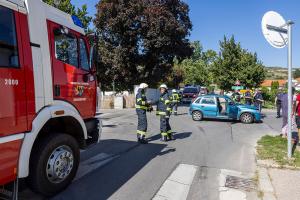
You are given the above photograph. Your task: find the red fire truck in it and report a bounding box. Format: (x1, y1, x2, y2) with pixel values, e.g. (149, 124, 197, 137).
(0, 0, 101, 197)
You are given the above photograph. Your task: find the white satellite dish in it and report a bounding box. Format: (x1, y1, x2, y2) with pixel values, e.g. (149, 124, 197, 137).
(262, 11, 288, 48)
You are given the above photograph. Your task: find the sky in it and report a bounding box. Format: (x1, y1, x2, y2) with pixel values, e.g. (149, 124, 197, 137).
(72, 0, 300, 68)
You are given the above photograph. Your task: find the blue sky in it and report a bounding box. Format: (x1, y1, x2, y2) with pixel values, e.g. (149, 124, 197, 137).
(72, 0, 300, 68)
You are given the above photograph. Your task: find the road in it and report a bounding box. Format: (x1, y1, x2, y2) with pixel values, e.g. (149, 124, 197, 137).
(20, 107, 281, 200)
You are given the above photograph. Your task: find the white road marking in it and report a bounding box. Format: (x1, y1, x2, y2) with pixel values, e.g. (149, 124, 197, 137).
(74, 153, 116, 181)
(153, 164, 198, 200)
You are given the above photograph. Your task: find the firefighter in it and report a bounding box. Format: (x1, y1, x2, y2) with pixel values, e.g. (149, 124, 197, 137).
(232, 90, 241, 103)
(171, 89, 180, 115)
(157, 84, 174, 141)
(135, 83, 152, 144)
(244, 88, 252, 105)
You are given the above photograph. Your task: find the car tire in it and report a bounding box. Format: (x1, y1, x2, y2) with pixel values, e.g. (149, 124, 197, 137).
(27, 133, 80, 197)
(192, 111, 203, 121)
(240, 113, 254, 124)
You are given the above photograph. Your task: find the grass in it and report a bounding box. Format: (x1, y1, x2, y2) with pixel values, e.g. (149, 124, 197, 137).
(257, 135, 300, 168)
(262, 101, 275, 109)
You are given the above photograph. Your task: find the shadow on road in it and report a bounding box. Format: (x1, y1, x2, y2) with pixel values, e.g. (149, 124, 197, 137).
(102, 124, 118, 128)
(148, 132, 192, 142)
(52, 140, 168, 200)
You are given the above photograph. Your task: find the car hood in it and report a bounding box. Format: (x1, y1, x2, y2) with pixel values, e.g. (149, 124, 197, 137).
(236, 104, 258, 110)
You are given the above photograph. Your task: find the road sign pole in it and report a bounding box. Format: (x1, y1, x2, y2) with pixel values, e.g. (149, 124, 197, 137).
(287, 21, 294, 159)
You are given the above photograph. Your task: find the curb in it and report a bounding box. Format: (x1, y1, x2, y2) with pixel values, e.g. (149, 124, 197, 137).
(257, 167, 276, 200)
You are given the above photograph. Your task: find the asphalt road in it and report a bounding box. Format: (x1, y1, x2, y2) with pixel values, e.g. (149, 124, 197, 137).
(20, 107, 281, 200)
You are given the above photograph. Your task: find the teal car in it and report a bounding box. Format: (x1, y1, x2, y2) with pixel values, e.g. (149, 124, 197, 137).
(189, 95, 261, 123)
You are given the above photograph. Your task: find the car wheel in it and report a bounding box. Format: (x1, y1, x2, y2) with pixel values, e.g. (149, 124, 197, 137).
(240, 113, 254, 124)
(28, 133, 80, 197)
(192, 111, 203, 121)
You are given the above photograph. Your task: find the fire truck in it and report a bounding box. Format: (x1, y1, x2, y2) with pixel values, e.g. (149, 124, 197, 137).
(0, 0, 101, 197)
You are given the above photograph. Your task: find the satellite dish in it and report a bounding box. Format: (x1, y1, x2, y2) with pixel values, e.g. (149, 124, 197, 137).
(262, 11, 288, 48)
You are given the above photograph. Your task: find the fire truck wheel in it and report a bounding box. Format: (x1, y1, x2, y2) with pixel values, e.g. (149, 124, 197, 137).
(28, 133, 80, 197)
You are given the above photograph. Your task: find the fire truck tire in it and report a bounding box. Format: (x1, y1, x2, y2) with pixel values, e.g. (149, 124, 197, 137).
(27, 133, 80, 197)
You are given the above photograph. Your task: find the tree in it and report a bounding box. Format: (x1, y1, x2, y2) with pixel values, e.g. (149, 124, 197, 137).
(43, 0, 92, 32)
(212, 36, 266, 90)
(271, 81, 279, 91)
(94, 0, 193, 91)
(294, 69, 300, 79)
(168, 41, 216, 87)
(181, 59, 211, 86)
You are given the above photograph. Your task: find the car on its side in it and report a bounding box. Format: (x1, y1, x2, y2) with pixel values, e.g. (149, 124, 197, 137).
(189, 94, 261, 123)
(182, 86, 199, 103)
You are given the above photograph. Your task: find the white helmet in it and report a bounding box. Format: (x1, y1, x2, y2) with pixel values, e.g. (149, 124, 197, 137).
(172, 89, 177, 93)
(139, 83, 148, 89)
(159, 84, 168, 89)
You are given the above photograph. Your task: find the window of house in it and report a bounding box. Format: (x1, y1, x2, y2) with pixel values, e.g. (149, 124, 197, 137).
(0, 6, 19, 68)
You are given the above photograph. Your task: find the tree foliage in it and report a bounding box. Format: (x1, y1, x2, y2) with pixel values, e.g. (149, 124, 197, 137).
(43, 0, 92, 32)
(168, 41, 216, 87)
(294, 69, 300, 79)
(212, 36, 266, 90)
(94, 0, 193, 91)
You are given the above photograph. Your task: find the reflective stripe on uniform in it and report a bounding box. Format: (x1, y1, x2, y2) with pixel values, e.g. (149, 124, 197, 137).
(142, 101, 146, 105)
(137, 98, 142, 102)
(137, 130, 146, 136)
(167, 130, 172, 134)
(165, 100, 170, 104)
(156, 111, 167, 115)
(161, 132, 168, 136)
(136, 105, 148, 110)
(167, 107, 172, 111)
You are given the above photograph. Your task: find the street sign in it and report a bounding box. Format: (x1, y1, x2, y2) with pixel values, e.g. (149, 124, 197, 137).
(262, 11, 294, 159)
(232, 86, 244, 90)
(262, 11, 288, 48)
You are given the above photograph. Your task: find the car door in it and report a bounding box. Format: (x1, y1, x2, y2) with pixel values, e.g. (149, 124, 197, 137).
(227, 98, 238, 119)
(48, 22, 96, 119)
(200, 97, 217, 117)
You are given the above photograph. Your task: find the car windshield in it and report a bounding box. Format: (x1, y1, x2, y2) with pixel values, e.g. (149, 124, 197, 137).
(183, 88, 198, 93)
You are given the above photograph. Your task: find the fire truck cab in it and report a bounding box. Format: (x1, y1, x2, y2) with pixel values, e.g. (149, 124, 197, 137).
(0, 0, 101, 197)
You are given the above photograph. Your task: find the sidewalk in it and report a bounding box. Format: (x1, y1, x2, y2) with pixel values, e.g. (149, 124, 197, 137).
(257, 165, 300, 200)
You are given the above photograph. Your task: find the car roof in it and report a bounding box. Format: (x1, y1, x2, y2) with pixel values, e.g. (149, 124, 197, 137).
(199, 94, 230, 98)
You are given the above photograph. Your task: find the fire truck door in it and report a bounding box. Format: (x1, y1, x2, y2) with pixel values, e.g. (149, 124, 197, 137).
(0, 6, 27, 136)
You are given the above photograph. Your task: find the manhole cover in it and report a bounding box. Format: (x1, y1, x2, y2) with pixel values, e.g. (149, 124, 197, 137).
(225, 175, 256, 192)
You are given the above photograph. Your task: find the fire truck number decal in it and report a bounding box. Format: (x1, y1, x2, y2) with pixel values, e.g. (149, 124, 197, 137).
(4, 79, 19, 86)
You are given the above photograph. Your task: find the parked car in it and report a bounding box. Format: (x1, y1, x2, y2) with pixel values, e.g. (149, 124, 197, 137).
(189, 95, 261, 123)
(182, 87, 199, 103)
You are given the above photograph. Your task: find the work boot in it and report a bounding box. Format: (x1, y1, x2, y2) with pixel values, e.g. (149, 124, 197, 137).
(161, 135, 168, 142)
(168, 134, 175, 141)
(137, 134, 141, 142)
(140, 136, 148, 144)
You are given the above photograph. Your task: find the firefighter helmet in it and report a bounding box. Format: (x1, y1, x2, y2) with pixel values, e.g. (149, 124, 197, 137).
(159, 84, 168, 89)
(139, 83, 149, 89)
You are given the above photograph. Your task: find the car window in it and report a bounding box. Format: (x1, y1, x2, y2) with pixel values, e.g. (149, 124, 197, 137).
(54, 31, 78, 67)
(194, 98, 201, 104)
(0, 6, 19, 68)
(79, 38, 89, 70)
(201, 97, 215, 105)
